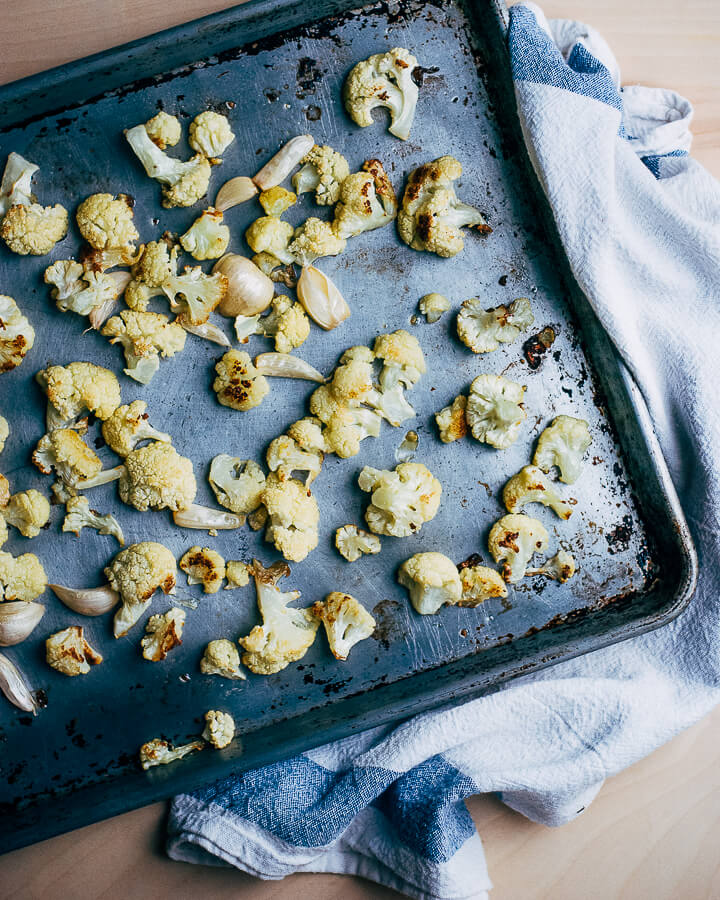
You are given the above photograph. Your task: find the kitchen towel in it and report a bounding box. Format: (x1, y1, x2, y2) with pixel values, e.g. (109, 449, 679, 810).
(168, 5, 720, 898)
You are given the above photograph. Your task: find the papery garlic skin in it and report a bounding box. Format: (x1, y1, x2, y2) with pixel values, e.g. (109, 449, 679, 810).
(0, 653, 37, 713)
(182, 321, 231, 346)
(297, 265, 350, 330)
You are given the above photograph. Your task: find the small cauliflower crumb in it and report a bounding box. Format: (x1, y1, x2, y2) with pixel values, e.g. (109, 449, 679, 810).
(145, 111, 182, 149)
(46, 625, 102, 676)
(202, 709, 235, 749)
(435, 395, 468, 443)
(459, 564, 508, 606)
(139, 737, 204, 770)
(312, 592, 376, 660)
(334, 524, 381, 562)
(419, 292, 450, 323)
(225, 560, 252, 589)
(179, 546, 226, 594)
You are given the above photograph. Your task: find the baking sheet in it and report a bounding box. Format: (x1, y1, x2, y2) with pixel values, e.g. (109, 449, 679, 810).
(0, 0, 695, 850)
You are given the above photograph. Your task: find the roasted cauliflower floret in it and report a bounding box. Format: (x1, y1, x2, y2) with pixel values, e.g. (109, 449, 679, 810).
(0, 152, 68, 255)
(1, 203, 68, 256)
(37, 361, 120, 428)
(202, 709, 235, 749)
(334, 524, 382, 562)
(457, 297, 534, 354)
(106, 541, 177, 637)
(286, 417, 327, 454)
(62, 495, 125, 545)
(238, 559, 319, 674)
(459, 564, 508, 606)
(0, 516, 7, 550)
(225, 560, 252, 589)
(258, 186, 297, 217)
(200, 638, 245, 679)
(288, 217, 346, 267)
(0, 473, 8, 507)
(266, 435, 323, 486)
(144, 111, 182, 149)
(419, 292, 450, 323)
(3, 490, 50, 538)
(0, 550, 47, 601)
(101, 400, 171, 457)
(188, 111, 235, 158)
(435, 395, 468, 443)
(213, 350, 269, 411)
(398, 552, 462, 615)
(343, 47, 419, 140)
(119, 442, 196, 512)
(162, 262, 228, 327)
(503, 465, 573, 519)
(533, 415, 592, 484)
(332, 159, 397, 239)
(208, 455, 266, 522)
(76, 193, 138, 252)
(466, 374, 526, 450)
(255, 295, 310, 353)
(179, 546, 226, 594)
(141, 607, 185, 661)
(364, 329, 425, 427)
(0, 294, 35, 373)
(102, 309, 187, 384)
(180, 208, 230, 260)
(140, 737, 204, 770)
(32, 428, 103, 487)
(528, 549, 576, 583)
(312, 592, 376, 660)
(0, 416, 8, 454)
(108, 310, 182, 370)
(292, 144, 349, 206)
(488, 514, 549, 583)
(245, 216, 295, 265)
(125, 123, 211, 207)
(397, 156, 489, 257)
(45, 625, 102, 676)
(358, 462, 441, 538)
(124, 240, 176, 311)
(262, 473, 319, 562)
(45, 259, 129, 319)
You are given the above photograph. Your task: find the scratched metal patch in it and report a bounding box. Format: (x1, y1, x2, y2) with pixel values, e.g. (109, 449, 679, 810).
(0, 0, 660, 819)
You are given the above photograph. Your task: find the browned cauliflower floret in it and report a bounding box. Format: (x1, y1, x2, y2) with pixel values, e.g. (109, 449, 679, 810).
(179, 546, 226, 593)
(2, 489, 50, 538)
(292, 144, 349, 206)
(76, 193, 139, 252)
(188, 111, 235, 158)
(213, 350, 269, 411)
(202, 709, 235, 749)
(36, 361, 121, 428)
(145, 111, 182, 149)
(101, 400, 171, 457)
(256, 295, 310, 354)
(332, 159, 397, 239)
(105, 541, 177, 637)
(141, 607, 185, 661)
(102, 309, 187, 385)
(32, 428, 103, 487)
(124, 123, 211, 208)
(119, 442, 197, 512)
(262, 473, 319, 562)
(343, 48, 419, 140)
(0, 152, 69, 255)
(45, 625, 102, 676)
(0, 550, 47, 601)
(0, 295, 35, 373)
(397, 156, 489, 258)
(435, 395, 468, 443)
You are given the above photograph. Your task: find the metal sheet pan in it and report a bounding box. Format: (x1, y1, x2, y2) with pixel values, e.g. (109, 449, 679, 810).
(0, 0, 696, 851)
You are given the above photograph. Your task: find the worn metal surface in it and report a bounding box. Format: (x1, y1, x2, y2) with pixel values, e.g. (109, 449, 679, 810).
(0, 0, 695, 851)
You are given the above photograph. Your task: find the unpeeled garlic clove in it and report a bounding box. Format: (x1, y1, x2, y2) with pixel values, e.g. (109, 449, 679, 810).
(172, 503, 243, 531)
(214, 176, 259, 212)
(0, 653, 38, 714)
(212, 254, 274, 317)
(297, 265, 350, 330)
(50, 583, 120, 616)
(254, 352, 327, 383)
(182, 321, 231, 346)
(0, 602, 45, 646)
(252, 135, 314, 192)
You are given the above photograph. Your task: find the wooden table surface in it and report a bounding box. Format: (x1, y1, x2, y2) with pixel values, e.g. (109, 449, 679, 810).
(1, 2, 718, 898)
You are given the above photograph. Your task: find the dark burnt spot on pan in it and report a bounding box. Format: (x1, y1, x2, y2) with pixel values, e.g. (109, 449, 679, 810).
(371, 599, 402, 649)
(523, 326, 556, 370)
(605, 515, 633, 554)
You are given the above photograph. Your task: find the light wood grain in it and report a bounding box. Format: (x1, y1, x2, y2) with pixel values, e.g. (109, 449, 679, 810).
(0, 2, 718, 898)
